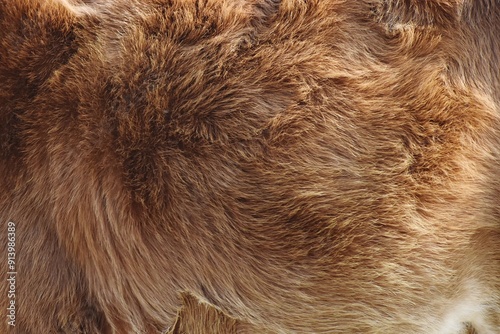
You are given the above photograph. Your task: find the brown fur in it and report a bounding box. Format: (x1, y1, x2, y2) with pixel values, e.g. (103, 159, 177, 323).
(1, 0, 499, 333)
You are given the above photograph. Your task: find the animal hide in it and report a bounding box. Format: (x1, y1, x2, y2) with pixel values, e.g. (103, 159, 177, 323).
(1, 0, 499, 333)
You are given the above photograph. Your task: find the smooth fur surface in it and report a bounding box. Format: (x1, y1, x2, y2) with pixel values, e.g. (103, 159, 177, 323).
(1, 0, 499, 333)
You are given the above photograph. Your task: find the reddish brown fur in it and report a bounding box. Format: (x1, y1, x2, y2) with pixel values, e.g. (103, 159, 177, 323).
(1, 0, 499, 333)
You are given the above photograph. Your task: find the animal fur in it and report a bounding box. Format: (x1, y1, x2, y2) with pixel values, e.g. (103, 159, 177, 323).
(1, 0, 499, 333)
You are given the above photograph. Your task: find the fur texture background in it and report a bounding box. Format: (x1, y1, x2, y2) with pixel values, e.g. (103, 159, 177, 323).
(1, 0, 499, 333)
